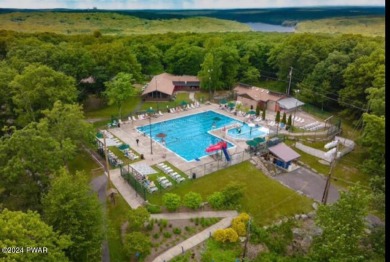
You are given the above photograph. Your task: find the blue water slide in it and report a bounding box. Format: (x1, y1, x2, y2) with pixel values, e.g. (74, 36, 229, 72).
(222, 147, 231, 162)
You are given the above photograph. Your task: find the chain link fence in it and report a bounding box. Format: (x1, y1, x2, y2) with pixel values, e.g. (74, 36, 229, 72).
(183, 151, 251, 178)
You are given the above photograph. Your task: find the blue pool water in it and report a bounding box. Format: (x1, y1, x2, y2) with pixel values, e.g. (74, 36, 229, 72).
(137, 111, 239, 161)
(227, 125, 269, 140)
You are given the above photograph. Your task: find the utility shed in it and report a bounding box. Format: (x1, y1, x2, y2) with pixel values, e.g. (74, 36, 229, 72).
(268, 142, 300, 169)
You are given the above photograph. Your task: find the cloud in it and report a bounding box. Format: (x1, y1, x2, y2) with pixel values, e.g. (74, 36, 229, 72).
(0, 0, 385, 9)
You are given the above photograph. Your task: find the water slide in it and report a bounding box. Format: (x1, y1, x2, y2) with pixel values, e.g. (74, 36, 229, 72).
(205, 141, 231, 161)
(221, 147, 231, 162)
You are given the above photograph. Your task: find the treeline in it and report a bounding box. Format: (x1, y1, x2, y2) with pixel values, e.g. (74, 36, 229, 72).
(0, 29, 385, 260)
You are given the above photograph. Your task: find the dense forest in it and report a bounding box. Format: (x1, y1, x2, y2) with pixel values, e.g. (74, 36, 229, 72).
(0, 25, 385, 261)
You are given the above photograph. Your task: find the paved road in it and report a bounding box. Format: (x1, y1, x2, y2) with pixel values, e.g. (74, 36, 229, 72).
(274, 167, 339, 204)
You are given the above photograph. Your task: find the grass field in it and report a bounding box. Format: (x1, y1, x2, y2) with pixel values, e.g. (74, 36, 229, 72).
(296, 16, 385, 37)
(148, 161, 313, 225)
(140, 93, 192, 111)
(0, 12, 251, 35)
(84, 96, 141, 120)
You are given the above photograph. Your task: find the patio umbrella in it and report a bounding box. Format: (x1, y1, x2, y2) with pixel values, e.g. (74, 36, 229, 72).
(220, 98, 227, 104)
(227, 101, 235, 109)
(146, 107, 155, 114)
(180, 101, 188, 106)
(247, 110, 256, 115)
(156, 132, 167, 142)
(118, 143, 130, 150)
(96, 132, 103, 139)
(246, 140, 258, 147)
(253, 137, 265, 144)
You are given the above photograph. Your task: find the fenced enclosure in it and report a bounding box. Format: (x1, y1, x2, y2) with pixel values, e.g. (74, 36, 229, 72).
(183, 151, 251, 178)
(120, 165, 148, 200)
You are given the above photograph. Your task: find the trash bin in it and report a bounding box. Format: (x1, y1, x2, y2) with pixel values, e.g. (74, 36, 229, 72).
(192, 173, 196, 179)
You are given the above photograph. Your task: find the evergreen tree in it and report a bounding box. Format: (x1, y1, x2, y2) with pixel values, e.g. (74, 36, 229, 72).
(275, 111, 281, 123)
(281, 112, 287, 124)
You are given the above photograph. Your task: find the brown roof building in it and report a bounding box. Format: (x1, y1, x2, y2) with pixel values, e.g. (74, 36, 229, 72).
(142, 73, 200, 101)
(233, 84, 286, 111)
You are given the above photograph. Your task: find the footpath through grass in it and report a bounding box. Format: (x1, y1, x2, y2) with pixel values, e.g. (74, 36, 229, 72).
(148, 161, 313, 225)
(85, 96, 141, 120)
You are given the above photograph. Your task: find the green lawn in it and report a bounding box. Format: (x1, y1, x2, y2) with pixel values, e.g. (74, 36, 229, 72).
(194, 91, 209, 103)
(140, 93, 192, 111)
(85, 96, 141, 120)
(148, 161, 313, 225)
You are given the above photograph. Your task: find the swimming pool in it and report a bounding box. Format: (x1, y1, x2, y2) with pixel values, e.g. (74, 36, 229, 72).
(227, 125, 269, 140)
(137, 111, 239, 161)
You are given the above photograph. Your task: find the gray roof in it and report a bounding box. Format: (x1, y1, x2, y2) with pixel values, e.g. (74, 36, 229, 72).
(278, 97, 305, 110)
(268, 142, 300, 162)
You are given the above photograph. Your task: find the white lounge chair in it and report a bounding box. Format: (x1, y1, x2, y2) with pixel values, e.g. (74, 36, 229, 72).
(159, 111, 163, 116)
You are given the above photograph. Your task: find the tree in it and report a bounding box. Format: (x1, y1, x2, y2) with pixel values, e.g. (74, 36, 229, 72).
(309, 185, 371, 261)
(42, 169, 104, 261)
(104, 72, 137, 119)
(255, 105, 260, 116)
(207, 191, 225, 209)
(360, 113, 385, 177)
(221, 182, 245, 208)
(232, 213, 250, 236)
(162, 193, 181, 212)
(39, 101, 94, 167)
(123, 232, 152, 260)
(198, 52, 223, 98)
(275, 111, 280, 123)
(0, 209, 71, 262)
(10, 64, 77, 126)
(0, 123, 63, 210)
(128, 207, 150, 231)
(287, 114, 292, 130)
(164, 43, 205, 75)
(183, 192, 202, 210)
(281, 112, 287, 125)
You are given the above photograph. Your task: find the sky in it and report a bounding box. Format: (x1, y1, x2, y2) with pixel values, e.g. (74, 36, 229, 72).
(0, 0, 385, 10)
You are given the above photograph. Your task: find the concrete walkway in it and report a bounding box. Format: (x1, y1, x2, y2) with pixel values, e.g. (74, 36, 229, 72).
(106, 168, 144, 208)
(152, 211, 238, 262)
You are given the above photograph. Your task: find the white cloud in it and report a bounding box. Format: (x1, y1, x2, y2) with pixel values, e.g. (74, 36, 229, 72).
(0, 0, 385, 9)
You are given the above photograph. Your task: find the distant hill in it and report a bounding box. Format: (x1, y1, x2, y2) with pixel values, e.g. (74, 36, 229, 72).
(0, 6, 385, 25)
(296, 16, 385, 37)
(0, 12, 251, 35)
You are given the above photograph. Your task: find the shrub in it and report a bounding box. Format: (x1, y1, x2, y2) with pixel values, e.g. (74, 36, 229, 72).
(153, 233, 160, 239)
(173, 228, 182, 235)
(184, 226, 191, 232)
(163, 232, 172, 238)
(161, 219, 168, 228)
(146, 204, 161, 214)
(183, 192, 202, 209)
(221, 182, 245, 208)
(194, 217, 199, 225)
(213, 228, 239, 243)
(123, 232, 151, 259)
(207, 192, 225, 209)
(162, 193, 181, 212)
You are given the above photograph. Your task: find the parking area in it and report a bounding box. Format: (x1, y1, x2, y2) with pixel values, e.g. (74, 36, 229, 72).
(274, 167, 340, 204)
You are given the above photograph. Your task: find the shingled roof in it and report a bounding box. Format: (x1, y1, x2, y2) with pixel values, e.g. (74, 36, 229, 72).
(142, 73, 200, 96)
(233, 85, 285, 102)
(268, 142, 300, 162)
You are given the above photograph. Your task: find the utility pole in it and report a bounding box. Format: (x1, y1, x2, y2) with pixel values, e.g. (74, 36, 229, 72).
(287, 67, 293, 96)
(241, 218, 251, 261)
(322, 141, 339, 204)
(103, 133, 111, 190)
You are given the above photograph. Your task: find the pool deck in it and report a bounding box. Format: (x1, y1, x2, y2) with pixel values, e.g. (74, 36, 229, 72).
(108, 103, 317, 176)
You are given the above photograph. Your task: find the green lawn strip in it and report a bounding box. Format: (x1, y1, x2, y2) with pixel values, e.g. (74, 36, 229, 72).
(148, 161, 313, 225)
(108, 146, 141, 166)
(201, 239, 241, 261)
(140, 93, 192, 112)
(107, 188, 131, 262)
(85, 96, 141, 119)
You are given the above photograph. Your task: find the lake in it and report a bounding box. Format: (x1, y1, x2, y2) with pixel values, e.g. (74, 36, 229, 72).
(246, 22, 295, 32)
